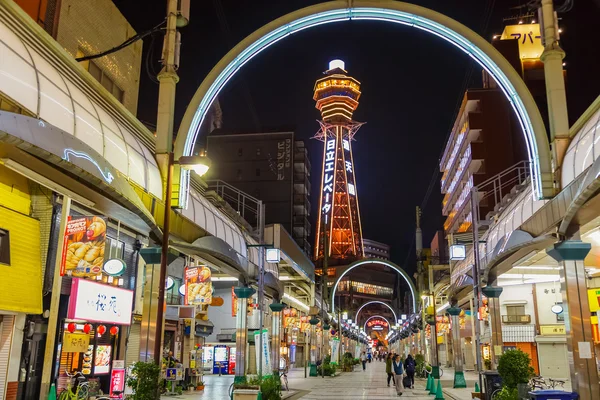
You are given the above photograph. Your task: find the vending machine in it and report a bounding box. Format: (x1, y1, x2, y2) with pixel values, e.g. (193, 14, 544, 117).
(212, 345, 228, 375)
(203, 346, 214, 372)
(228, 347, 236, 375)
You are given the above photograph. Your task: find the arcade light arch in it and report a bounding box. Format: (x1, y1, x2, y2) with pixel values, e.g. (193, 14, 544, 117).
(355, 300, 399, 325)
(175, 0, 554, 208)
(363, 315, 392, 333)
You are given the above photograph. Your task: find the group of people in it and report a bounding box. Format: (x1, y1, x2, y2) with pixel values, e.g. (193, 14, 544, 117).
(386, 353, 416, 397)
(359, 351, 416, 397)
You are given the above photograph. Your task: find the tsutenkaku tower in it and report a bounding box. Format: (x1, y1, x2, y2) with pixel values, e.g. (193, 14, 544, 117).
(313, 60, 365, 264)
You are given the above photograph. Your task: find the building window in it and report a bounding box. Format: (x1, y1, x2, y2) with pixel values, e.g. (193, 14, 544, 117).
(506, 305, 525, 316)
(238, 148, 243, 157)
(256, 148, 261, 156)
(106, 236, 125, 259)
(256, 168, 261, 177)
(0, 228, 10, 265)
(77, 50, 125, 104)
(237, 169, 242, 180)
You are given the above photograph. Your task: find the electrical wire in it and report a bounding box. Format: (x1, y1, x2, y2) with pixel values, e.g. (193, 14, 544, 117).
(75, 20, 166, 62)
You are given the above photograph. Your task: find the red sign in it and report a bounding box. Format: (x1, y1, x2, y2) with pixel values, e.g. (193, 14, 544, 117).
(366, 319, 389, 328)
(109, 368, 125, 398)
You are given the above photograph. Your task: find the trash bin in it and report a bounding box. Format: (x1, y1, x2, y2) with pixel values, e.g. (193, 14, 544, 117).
(528, 390, 578, 400)
(481, 371, 502, 400)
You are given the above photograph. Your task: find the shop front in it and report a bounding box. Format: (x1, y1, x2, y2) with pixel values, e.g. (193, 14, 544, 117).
(57, 278, 133, 395)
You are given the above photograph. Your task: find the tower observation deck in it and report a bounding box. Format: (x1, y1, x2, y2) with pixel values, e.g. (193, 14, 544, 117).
(314, 60, 365, 266)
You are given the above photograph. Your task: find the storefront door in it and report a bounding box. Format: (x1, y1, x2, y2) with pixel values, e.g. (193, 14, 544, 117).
(21, 332, 45, 400)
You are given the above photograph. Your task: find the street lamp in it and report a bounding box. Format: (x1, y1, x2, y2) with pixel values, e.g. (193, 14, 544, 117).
(179, 155, 212, 176)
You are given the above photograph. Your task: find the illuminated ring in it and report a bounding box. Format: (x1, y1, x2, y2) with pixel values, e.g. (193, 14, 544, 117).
(356, 301, 399, 325)
(175, 1, 552, 207)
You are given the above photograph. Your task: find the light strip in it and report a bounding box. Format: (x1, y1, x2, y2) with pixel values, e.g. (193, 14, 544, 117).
(355, 301, 398, 325)
(181, 5, 546, 206)
(283, 293, 310, 311)
(212, 277, 239, 281)
(437, 302, 450, 314)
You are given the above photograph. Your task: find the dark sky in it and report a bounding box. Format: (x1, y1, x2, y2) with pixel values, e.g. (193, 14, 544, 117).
(114, 0, 600, 274)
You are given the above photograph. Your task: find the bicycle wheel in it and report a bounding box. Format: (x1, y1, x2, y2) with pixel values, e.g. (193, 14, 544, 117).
(283, 375, 289, 391)
(229, 382, 235, 400)
(76, 385, 89, 400)
(490, 388, 502, 400)
(438, 368, 443, 378)
(57, 390, 70, 400)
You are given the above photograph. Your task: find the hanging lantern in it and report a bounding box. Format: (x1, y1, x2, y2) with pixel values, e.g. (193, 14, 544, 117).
(97, 325, 106, 335)
(109, 326, 119, 336)
(83, 324, 92, 334)
(67, 322, 76, 333)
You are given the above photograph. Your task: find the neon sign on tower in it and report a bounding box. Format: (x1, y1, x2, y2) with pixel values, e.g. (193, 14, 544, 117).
(314, 60, 365, 263)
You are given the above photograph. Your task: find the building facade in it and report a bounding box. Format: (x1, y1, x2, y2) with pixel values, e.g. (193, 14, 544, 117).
(362, 239, 391, 260)
(205, 132, 312, 255)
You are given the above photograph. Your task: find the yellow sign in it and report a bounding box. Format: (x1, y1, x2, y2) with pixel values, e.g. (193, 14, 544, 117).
(588, 288, 600, 312)
(63, 332, 90, 353)
(540, 325, 566, 335)
(500, 24, 544, 60)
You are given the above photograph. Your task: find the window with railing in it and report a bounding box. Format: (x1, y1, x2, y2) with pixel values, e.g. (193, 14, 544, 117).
(337, 280, 393, 297)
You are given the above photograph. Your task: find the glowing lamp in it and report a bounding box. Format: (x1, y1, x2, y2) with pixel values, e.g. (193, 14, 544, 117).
(83, 324, 92, 334)
(179, 155, 211, 177)
(97, 325, 106, 336)
(67, 322, 76, 333)
(110, 326, 119, 336)
(328, 59, 345, 71)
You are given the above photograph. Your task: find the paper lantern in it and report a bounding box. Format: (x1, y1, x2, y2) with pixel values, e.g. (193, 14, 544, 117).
(110, 326, 119, 336)
(97, 325, 106, 335)
(67, 323, 76, 333)
(83, 324, 92, 334)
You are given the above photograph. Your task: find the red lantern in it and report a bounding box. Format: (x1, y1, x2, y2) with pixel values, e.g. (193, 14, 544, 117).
(83, 324, 92, 334)
(67, 322, 76, 333)
(109, 326, 119, 336)
(97, 325, 106, 335)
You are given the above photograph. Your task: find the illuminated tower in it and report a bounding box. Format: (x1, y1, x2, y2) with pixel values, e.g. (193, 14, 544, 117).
(314, 60, 365, 265)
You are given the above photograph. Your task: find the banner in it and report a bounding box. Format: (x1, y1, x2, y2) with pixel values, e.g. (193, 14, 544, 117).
(184, 266, 212, 305)
(61, 216, 106, 278)
(330, 338, 340, 364)
(254, 329, 271, 376)
(232, 287, 237, 317)
(355, 345, 362, 359)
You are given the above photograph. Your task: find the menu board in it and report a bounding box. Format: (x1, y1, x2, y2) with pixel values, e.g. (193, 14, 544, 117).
(94, 345, 112, 374)
(61, 216, 106, 278)
(184, 266, 212, 305)
(82, 345, 94, 375)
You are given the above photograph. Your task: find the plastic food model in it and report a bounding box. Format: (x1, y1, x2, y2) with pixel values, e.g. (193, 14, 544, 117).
(65, 217, 106, 278)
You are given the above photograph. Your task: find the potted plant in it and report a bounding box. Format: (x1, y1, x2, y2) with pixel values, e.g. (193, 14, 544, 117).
(233, 376, 260, 400)
(197, 380, 205, 391)
(125, 361, 161, 400)
(495, 350, 535, 400)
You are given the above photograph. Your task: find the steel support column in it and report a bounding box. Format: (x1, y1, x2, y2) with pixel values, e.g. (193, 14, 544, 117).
(234, 287, 256, 383)
(547, 241, 599, 400)
(448, 307, 467, 388)
(269, 303, 285, 375)
(482, 287, 504, 370)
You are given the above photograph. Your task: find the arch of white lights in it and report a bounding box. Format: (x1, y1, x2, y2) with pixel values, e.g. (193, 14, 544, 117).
(355, 300, 399, 325)
(175, 1, 553, 207)
(363, 315, 392, 333)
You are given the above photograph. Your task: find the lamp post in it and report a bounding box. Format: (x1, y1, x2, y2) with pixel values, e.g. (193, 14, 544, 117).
(447, 306, 467, 388)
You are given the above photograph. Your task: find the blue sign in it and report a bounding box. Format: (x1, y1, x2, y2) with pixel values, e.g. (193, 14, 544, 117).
(166, 368, 177, 381)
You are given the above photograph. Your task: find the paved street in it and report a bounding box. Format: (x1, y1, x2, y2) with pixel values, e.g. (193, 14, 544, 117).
(161, 361, 474, 399)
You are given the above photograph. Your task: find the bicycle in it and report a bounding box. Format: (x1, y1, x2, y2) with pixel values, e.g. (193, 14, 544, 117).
(279, 368, 289, 392)
(58, 370, 89, 400)
(529, 375, 547, 390)
(548, 378, 567, 389)
(420, 362, 443, 378)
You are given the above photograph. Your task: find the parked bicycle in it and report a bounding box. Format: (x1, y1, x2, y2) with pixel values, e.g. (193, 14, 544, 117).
(529, 375, 567, 390)
(419, 362, 443, 378)
(279, 367, 289, 392)
(58, 370, 89, 400)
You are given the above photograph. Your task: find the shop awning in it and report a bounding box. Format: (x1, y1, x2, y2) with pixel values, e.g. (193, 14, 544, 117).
(264, 224, 315, 283)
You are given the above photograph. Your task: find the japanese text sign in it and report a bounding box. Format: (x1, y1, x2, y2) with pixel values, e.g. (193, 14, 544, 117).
(62, 332, 90, 353)
(184, 266, 212, 306)
(67, 278, 133, 325)
(61, 216, 107, 278)
(110, 368, 125, 398)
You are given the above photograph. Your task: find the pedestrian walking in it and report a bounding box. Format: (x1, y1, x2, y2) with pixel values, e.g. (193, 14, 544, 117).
(392, 354, 404, 396)
(385, 353, 396, 387)
(360, 351, 367, 371)
(404, 354, 416, 389)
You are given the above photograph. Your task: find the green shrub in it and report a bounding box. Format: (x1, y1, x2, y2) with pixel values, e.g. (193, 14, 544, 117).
(497, 350, 535, 389)
(493, 387, 519, 400)
(317, 363, 337, 376)
(126, 361, 161, 400)
(260, 375, 282, 400)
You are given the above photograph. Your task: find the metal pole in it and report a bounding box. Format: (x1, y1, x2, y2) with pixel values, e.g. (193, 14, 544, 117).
(258, 202, 265, 378)
(39, 196, 71, 399)
(470, 188, 484, 393)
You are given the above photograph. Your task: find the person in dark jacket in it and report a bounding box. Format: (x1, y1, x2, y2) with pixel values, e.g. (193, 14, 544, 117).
(385, 353, 396, 387)
(404, 354, 416, 389)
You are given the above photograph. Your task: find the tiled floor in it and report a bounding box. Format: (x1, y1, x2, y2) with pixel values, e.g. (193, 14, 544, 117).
(160, 361, 474, 399)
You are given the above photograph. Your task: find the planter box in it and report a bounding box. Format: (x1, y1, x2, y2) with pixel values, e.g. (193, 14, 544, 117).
(233, 389, 261, 400)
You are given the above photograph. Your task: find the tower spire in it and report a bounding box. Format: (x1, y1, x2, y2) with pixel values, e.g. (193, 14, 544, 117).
(313, 61, 364, 265)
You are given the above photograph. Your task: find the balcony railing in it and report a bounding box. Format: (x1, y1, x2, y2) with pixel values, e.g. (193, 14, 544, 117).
(502, 314, 531, 324)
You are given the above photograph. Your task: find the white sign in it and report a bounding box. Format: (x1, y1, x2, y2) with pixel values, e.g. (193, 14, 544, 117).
(330, 338, 340, 364)
(166, 276, 174, 290)
(254, 329, 271, 375)
(348, 183, 355, 196)
(578, 341, 592, 359)
(103, 259, 126, 276)
(68, 278, 134, 325)
(450, 244, 466, 261)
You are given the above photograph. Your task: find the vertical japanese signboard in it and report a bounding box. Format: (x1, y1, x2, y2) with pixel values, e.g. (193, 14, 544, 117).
(276, 138, 292, 181)
(184, 266, 212, 306)
(61, 216, 106, 278)
(320, 136, 337, 225)
(254, 329, 271, 376)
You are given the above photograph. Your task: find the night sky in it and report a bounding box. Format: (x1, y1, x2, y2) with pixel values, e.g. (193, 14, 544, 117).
(114, 0, 600, 274)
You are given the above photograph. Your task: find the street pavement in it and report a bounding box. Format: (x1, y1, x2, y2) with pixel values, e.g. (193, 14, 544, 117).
(160, 360, 477, 399)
